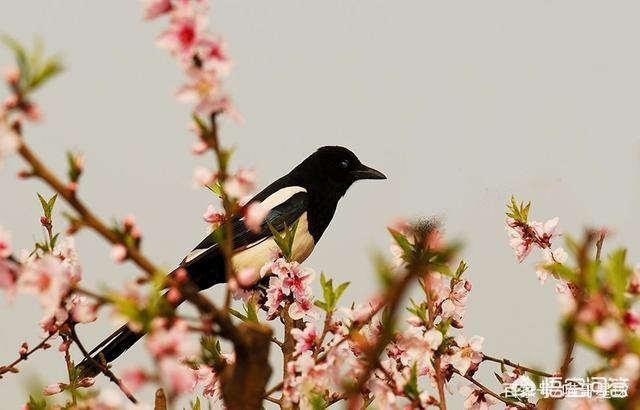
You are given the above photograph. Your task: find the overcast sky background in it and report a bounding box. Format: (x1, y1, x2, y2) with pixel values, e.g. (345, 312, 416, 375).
(2, 1, 640, 408)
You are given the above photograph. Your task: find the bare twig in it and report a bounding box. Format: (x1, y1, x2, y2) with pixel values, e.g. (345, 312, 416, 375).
(482, 354, 555, 378)
(454, 369, 530, 409)
(69, 327, 138, 404)
(154, 388, 167, 410)
(16, 135, 158, 275)
(347, 268, 416, 395)
(0, 332, 56, 378)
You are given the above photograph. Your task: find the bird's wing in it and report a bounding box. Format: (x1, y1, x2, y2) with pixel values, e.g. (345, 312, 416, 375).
(180, 189, 309, 269)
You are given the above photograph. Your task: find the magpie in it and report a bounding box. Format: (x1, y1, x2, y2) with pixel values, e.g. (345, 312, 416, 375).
(78, 146, 385, 376)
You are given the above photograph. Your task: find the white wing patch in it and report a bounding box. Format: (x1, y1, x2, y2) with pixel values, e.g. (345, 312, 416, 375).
(183, 186, 307, 265)
(232, 212, 315, 274)
(260, 186, 307, 209)
(184, 248, 209, 264)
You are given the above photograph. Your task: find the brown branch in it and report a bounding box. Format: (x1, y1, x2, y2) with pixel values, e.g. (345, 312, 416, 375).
(154, 388, 167, 410)
(15, 135, 158, 275)
(69, 327, 138, 404)
(264, 381, 283, 398)
(423, 273, 446, 410)
(482, 354, 555, 378)
(0, 332, 55, 378)
(454, 370, 531, 409)
(347, 267, 417, 396)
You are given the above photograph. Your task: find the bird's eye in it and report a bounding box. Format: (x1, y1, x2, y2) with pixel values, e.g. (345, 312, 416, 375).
(339, 159, 350, 169)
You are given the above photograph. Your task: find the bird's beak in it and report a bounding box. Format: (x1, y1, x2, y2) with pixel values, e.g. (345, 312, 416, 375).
(352, 163, 387, 180)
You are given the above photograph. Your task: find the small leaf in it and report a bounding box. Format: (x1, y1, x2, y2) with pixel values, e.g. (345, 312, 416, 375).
(334, 281, 350, 304)
(604, 249, 631, 309)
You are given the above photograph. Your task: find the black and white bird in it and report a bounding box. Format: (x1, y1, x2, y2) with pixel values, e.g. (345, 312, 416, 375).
(78, 146, 385, 376)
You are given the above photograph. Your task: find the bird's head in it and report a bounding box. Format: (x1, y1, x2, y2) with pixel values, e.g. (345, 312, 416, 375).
(293, 146, 386, 196)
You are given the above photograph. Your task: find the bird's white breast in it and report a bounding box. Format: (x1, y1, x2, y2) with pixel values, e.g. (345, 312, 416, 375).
(231, 212, 315, 271)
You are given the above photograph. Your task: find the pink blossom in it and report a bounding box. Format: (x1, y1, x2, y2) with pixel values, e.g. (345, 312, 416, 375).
(193, 35, 231, 74)
(194, 361, 230, 400)
(290, 322, 318, 355)
(43, 383, 65, 396)
(444, 334, 484, 375)
(146, 318, 198, 359)
(19, 255, 71, 316)
(110, 244, 127, 263)
(593, 320, 623, 351)
(203, 204, 225, 225)
(122, 366, 149, 392)
(568, 398, 613, 410)
(0, 122, 19, 166)
(223, 168, 256, 199)
(39, 307, 69, 333)
(0, 225, 12, 258)
(69, 295, 97, 323)
(274, 260, 315, 299)
(166, 287, 181, 303)
(612, 353, 640, 382)
(0, 259, 16, 300)
(159, 358, 197, 393)
(340, 295, 384, 326)
(58, 339, 71, 352)
(629, 265, 640, 294)
(0, 227, 17, 300)
(3, 65, 20, 85)
(24, 102, 41, 121)
(192, 166, 216, 187)
(244, 201, 269, 233)
(191, 140, 208, 155)
(506, 216, 560, 263)
(156, 4, 206, 59)
(141, 0, 172, 20)
(236, 267, 258, 287)
(176, 69, 227, 114)
(424, 328, 444, 350)
(288, 298, 317, 320)
(264, 276, 285, 319)
(441, 279, 471, 327)
(531, 217, 560, 240)
(536, 247, 569, 284)
(459, 385, 497, 409)
(624, 306, 640, 330)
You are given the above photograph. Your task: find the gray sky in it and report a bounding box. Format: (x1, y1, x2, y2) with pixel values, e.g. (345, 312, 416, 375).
(2, 1, 640, 408)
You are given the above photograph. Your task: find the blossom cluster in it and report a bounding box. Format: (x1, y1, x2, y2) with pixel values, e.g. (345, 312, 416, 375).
(0, 228, 97, 335)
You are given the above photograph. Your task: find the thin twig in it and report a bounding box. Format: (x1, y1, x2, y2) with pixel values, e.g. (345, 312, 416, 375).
(69, 327, 138, 404)
(16, 136, 158, 275)
(482, 354, 555, 378)
(455, 370, 530, 409)
(264, 381, 283, 398)
(0, 331, 56, 377)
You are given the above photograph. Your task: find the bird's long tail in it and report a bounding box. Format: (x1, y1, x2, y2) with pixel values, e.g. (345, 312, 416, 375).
(76, 322, 145, 378)
(77, 268, 188, 378)
(76, 254, 226, 378)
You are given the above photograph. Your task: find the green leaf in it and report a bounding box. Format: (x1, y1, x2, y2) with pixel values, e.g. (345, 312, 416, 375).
(388, 227, 412, 255)
(402, 364, 419, 399)
(1, 35, 30, 89)
(604, 249, 631, 309)
(206, 181, 223, 198)
(545, 262, 577, 283)
(454, 260, 468, 279)
(25, 396, 47, 410)
(268, 219, 299, 260)
(506, 195, 530, 223)
(244, 297, 259, 323)
(190, 397, 201, 410)
(334, 281, 350, 303)
(37, 193, 57, 220)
